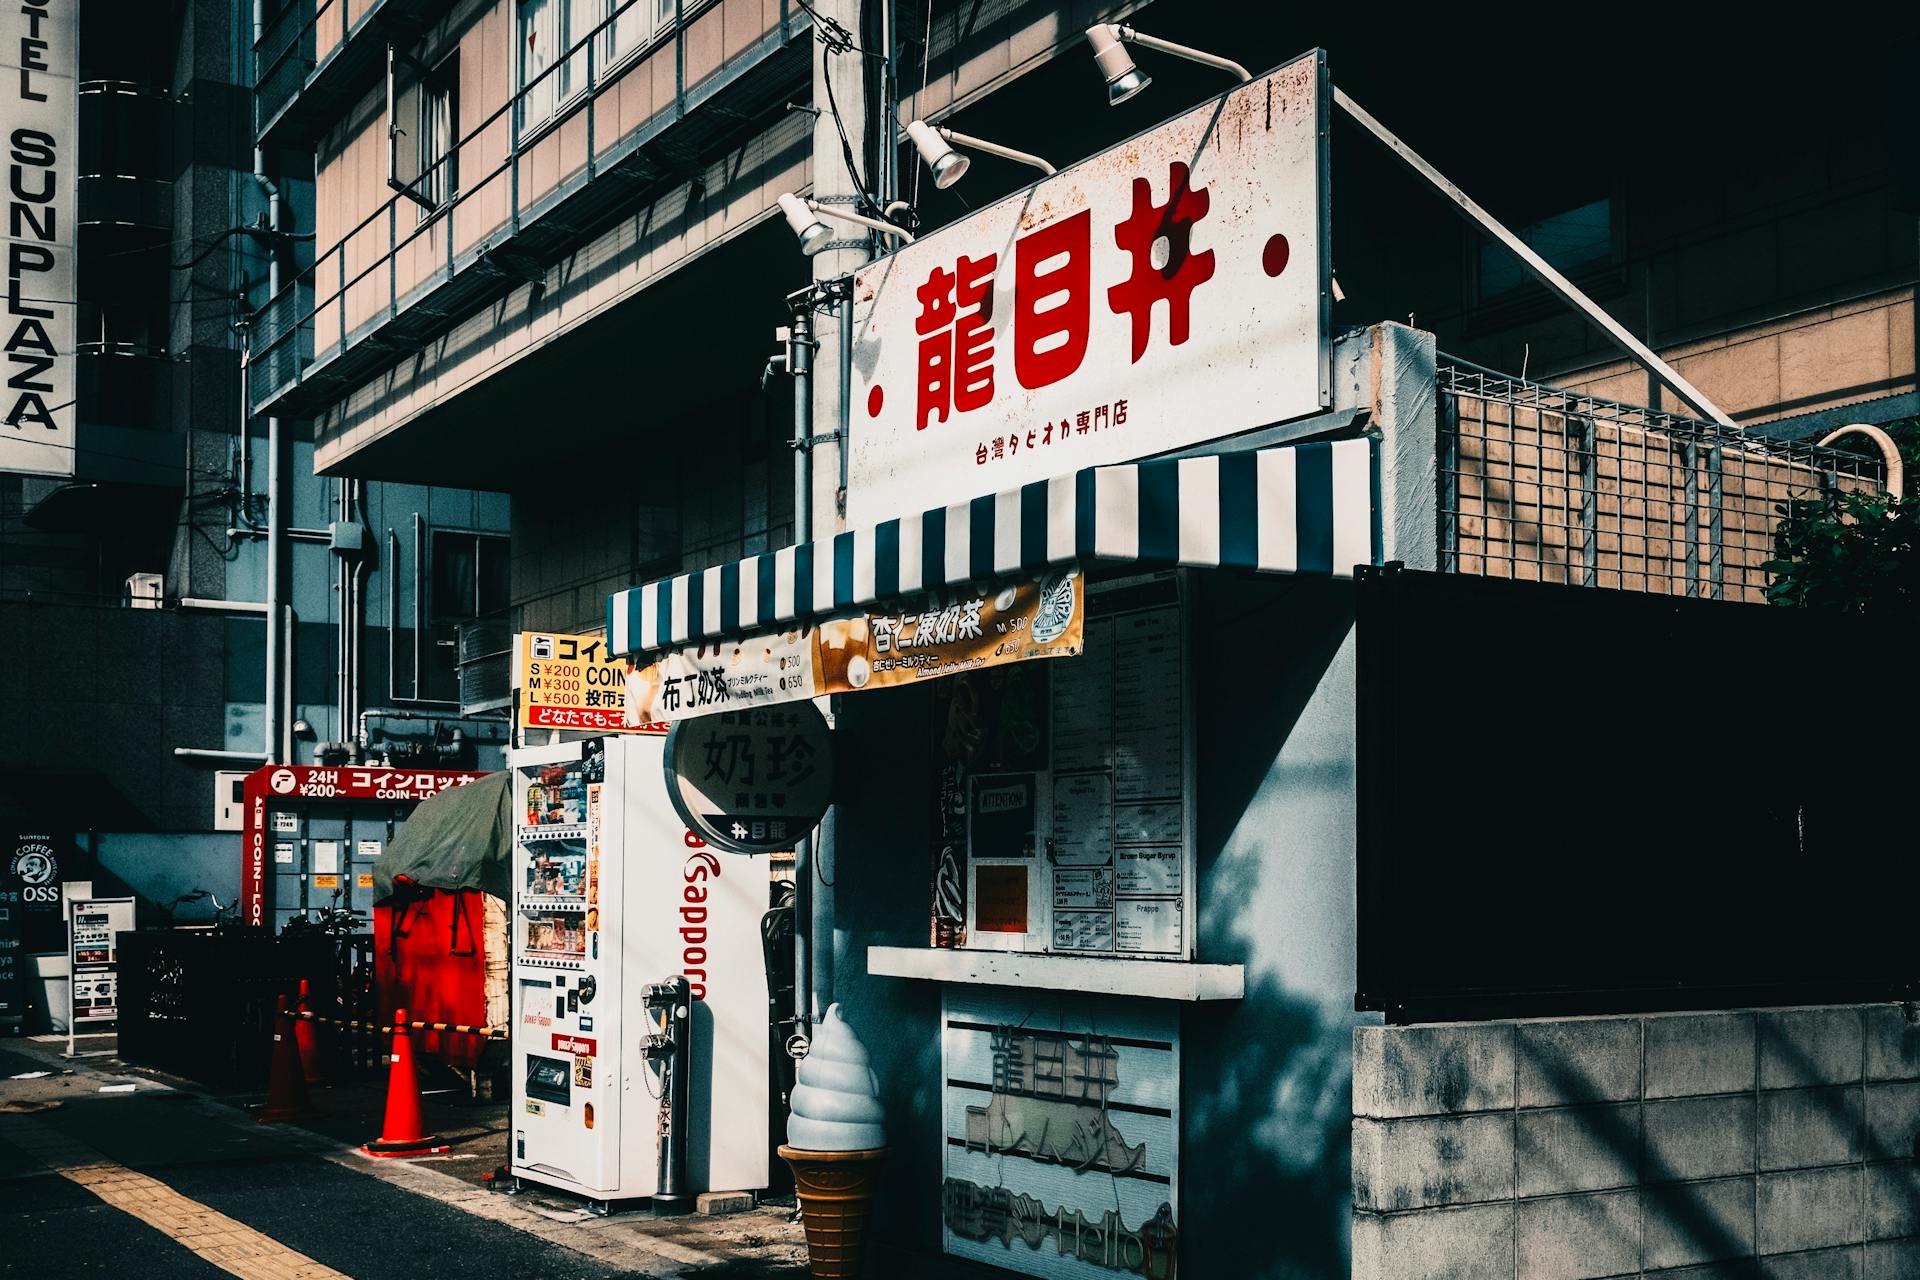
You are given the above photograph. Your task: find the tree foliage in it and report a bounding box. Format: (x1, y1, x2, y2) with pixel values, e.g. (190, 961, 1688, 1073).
(1764, 421, 1920, 615)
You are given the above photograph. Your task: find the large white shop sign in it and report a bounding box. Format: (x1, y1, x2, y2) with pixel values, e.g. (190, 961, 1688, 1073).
(2, 0, 77, 478)
(847, 51, 1328, 526)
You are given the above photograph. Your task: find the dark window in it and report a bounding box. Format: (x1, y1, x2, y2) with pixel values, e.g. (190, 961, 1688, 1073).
(431, 531, 509, 623)
(425, 531, 508, 703)
(1476, 198, 1616, 300)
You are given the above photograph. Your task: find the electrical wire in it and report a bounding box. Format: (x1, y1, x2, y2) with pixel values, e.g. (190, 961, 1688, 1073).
(910, 0, 934, 210)
(819, 43, 871, 214)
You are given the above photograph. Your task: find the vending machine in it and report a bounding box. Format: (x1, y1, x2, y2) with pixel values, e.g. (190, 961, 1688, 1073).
(509, 734, 769, 1204)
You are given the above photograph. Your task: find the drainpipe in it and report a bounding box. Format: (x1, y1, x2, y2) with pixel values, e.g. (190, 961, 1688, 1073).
(249, 135, 285, 762)
(234, 321, 261, 531)
(786, 299, 816, 1036)
(336, 478, 351, 753)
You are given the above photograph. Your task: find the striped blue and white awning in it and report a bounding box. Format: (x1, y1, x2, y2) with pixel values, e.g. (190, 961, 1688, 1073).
(608, 438, 1378, 659)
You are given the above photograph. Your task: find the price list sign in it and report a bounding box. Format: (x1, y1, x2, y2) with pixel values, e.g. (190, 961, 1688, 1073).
(1046, 589, 1186, 956)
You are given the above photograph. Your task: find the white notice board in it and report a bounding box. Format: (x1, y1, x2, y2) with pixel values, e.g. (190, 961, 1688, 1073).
(67, 895, 134, 1048)
(941, 988, 1180, 1279)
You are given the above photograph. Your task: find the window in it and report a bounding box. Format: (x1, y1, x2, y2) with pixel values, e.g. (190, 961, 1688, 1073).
(431, 532, 510, 623)
(416, 55, 458, 215)
(426, 531, 509, 704)
(520, 0, 673, 131)
(518, 0, 570, 131)
(602, 0, 674, 65)
(1476, 197, 1617, 300)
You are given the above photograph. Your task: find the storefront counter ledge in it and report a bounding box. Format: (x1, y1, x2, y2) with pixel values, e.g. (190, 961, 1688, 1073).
(866, 946, 1245, 1001)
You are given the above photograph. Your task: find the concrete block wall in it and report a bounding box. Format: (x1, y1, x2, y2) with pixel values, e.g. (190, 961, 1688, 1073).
(1353, 1005, 1920, 1280)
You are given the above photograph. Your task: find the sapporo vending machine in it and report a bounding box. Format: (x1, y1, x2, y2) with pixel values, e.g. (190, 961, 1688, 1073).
(509, 734, 769, 1204)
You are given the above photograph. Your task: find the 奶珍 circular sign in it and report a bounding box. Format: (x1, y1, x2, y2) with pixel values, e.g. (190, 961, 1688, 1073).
(663, 703, 834, 854)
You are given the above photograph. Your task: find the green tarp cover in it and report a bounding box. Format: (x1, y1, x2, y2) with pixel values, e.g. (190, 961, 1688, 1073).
(373, 772, 511, 902)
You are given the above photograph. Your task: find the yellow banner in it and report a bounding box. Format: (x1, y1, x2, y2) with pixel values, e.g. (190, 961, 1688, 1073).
(624, 569, 1084, 725)
(520, 631, 664, 734)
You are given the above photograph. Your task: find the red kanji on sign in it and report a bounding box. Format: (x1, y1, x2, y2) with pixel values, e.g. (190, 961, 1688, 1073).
(1107, 161, 1215, 363)
(1013, 209, 1091, 390)
(916, 254, 997, 430)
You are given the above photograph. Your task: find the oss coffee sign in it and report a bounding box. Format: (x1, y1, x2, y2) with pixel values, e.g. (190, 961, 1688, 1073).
(847, 52, 1329, 525)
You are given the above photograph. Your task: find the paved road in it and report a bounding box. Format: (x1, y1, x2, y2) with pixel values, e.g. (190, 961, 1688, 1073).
(0, 1039, 806, 1280)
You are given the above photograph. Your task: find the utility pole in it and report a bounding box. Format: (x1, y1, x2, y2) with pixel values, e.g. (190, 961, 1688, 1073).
(796, 0, 871, 1029)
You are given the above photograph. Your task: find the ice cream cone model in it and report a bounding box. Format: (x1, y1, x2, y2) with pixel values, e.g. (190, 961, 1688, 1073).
(781, 1004, 887, 1279)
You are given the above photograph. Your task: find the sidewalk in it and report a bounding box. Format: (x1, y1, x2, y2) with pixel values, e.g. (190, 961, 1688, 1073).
(0, 1031, 810, 1278)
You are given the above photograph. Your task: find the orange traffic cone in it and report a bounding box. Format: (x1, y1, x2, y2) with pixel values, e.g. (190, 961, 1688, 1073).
(295, 980, 323, 1085)
(362, 1007, 450, 1158)
(257, 994, 311, 1124)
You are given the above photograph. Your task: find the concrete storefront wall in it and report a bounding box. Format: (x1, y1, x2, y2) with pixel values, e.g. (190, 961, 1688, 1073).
(1184, 572, 1368, 1278)
(1352, 1005, 1920, 1280)
(828, 569, 1370, 1278)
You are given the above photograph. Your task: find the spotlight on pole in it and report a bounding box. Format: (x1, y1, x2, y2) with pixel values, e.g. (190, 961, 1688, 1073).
(905, 120, 970, 190)
(778, 192, 835, 257)
(1085, 24, 1151, 106)
(1083, 23, 1252, 106)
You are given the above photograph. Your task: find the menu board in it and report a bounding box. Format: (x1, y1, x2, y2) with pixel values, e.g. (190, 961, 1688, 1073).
(1044, 582, 1186, 957)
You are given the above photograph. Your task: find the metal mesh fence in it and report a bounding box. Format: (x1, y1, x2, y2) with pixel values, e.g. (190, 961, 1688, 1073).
(1439, 362, 1886, 602)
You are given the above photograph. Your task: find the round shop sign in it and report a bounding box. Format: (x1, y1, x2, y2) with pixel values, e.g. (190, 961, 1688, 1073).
(663, 703, 834, 854)
(10, 839, 57, 886)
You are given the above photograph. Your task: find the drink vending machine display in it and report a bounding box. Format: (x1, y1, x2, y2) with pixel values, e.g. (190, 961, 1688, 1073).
(509, 734, 770, 1203)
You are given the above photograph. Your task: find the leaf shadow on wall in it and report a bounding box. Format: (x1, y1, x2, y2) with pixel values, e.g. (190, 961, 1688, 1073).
(1181, 573, 1361, 1280)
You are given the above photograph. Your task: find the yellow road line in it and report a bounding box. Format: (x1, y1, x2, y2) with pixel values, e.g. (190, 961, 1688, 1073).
(4, 1119, 352, 1280)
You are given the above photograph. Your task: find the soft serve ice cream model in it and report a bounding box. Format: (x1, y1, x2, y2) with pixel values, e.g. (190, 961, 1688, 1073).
(780, 1004, 888, 1278)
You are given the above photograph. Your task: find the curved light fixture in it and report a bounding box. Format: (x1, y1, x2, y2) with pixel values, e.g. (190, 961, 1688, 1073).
(1085, 23, 1151, 106)
(1084, 23, 1252, 106)
(777, 192, 916, 257)
(906, 120, 970, 189)
(778, 192, 836, 256)
(908, 121, 1057, 185)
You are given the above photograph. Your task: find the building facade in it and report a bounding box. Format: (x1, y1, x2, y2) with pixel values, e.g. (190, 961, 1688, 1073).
(0, 0, 510, 960)
(236, 1, 1914, 1275)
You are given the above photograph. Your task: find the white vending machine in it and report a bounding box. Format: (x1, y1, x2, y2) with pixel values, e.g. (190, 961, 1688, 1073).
(510, 734, 770, 1204)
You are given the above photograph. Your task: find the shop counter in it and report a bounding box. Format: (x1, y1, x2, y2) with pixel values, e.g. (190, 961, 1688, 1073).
(867, 945, 1242, 1001)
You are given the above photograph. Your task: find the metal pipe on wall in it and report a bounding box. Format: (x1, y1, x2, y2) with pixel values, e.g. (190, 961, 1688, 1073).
(837, 288, 852, 507)
(249, 87, 286, 763)
(786, 299, 816, 1037)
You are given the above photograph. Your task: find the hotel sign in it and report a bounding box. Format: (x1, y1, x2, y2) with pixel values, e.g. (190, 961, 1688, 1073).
(2, 0, 77, 476)
(848, 51, 1328, 526)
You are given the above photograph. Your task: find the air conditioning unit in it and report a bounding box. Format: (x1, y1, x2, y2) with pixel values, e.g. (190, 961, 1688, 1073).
(456, 615, 512, 715)
(125, 572, 163, 609)
(213, 770, 248, 832)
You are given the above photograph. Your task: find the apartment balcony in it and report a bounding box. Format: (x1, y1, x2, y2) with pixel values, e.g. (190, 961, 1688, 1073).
(249, 0, 808, 419)
(254, 0, 440, 149)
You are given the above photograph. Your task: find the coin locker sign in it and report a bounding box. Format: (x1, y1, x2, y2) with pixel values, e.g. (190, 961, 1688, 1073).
(520, 632, 662, 734)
